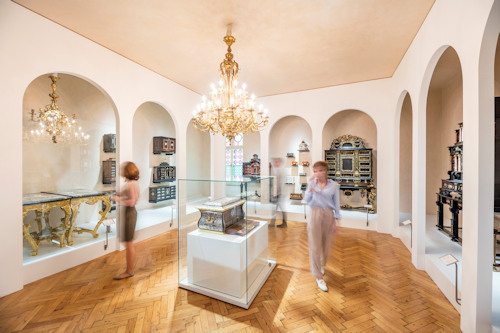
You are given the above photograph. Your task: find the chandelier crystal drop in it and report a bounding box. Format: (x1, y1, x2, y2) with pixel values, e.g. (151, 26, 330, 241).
(26, 74, 89, 144)
(192, 31, 269, 140)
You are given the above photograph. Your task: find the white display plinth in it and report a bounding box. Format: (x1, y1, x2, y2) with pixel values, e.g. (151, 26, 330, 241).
(179, 220, 275, 309)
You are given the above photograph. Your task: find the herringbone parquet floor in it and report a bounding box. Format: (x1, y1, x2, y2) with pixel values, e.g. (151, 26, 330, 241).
(0, 222, 461, 332)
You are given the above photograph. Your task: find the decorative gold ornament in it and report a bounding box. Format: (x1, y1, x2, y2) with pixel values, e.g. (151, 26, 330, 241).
(192, 28, 269, 140)
(27, 74, 89, 144)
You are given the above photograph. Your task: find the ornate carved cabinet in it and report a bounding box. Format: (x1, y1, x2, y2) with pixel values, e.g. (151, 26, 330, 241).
(153, 136, 176, 154)
(436, 123, 463, 242)
(324, 135, 376, 212)
(152, 162, 176, 183)
(102, 158, 116, 184)
(149, 185, 176, 203)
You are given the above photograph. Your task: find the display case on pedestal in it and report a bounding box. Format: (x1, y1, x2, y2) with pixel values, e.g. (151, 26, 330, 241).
(436, 123, 463, 243)
(177, 177, 275, 309)
(325, 135, 376, 212)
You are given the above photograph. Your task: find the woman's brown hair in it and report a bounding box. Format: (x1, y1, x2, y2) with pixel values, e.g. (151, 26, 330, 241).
(312, 161, 329, 170)
(122, 161, 140, 180)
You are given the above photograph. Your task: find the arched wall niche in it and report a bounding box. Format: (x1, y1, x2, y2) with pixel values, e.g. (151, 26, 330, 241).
(321, 109, 377, 209)
(425, 47, 463, 238)
(399, 93, 413, 221)
(269, 116, 312, 203)
(186, 120, 211, 200)
(132, 101, 176, 211)
(22, 72, 117, 230)
(269, 116, 312, 159)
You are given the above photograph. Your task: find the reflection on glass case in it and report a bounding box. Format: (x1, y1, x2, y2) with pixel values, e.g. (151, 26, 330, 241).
(177, 177, 276, 309)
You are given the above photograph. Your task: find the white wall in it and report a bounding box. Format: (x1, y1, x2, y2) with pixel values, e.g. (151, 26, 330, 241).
(186, 120, 211, 199)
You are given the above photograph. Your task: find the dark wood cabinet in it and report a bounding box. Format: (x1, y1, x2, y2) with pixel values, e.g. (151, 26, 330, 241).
(436, 123, 463, 243)
(152, 162, 176, 183)
(102, 158, 116, 184)
(149, 185, 176, 203)
(153, 136, 176, 154)
(325, 135, 376, 212)
(103, 134, 116, 153)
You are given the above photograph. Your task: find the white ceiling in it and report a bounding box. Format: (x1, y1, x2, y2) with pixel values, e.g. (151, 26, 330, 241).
(13, 0, 435, 97)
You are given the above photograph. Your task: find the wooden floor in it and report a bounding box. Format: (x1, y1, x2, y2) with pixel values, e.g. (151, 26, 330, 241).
(0, 221, 461, 332)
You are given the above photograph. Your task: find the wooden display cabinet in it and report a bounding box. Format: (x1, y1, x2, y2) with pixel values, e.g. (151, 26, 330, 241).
(149, 185, 176, 203)
(153, 136, 176, 155)
(102, 158, 116, 184)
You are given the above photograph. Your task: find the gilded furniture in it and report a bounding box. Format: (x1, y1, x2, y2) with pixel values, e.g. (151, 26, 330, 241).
(197, 197, 246, 233)
(325, 135, 376, 212)
(436, 123, 463, 243)
(153, 136, 176, 154)
(22, 193, 71, 256)
(43, 190, 112, 245)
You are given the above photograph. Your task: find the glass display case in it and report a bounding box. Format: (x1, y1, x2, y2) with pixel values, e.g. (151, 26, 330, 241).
(177, 177, 276, 309)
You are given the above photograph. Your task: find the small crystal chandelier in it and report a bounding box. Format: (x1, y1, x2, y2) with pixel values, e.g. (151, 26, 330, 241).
(27, 74, 89, 144)
(192, 27, 269, 140)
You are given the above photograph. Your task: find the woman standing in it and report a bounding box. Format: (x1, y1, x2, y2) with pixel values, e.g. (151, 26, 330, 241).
(304, 161, 341, 292)
(111, 161, 140, 280)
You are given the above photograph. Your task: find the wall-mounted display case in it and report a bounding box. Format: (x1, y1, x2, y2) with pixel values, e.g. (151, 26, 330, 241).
(153, 136, 176, 154)
(152, 162, 176, 183)
(103, 134, 116, 153)
(102, 158, 116, 184)
(177, 177, 276, 309)
(149, 185, 176, 203)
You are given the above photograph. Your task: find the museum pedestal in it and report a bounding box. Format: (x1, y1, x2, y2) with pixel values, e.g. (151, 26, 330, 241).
(179, 221, 274, 308)
(177, 177, 275, 309)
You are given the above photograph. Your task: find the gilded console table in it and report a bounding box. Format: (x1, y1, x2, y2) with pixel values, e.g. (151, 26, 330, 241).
(22, 193, 72, 256)
(44, 190, 112, 245)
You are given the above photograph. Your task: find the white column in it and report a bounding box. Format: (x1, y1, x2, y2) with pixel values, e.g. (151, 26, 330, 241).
(376, 119, 397, 234)
(460, 28, 496, 333)
(411, 95, 426, 269)
(210, 134, 226, 198)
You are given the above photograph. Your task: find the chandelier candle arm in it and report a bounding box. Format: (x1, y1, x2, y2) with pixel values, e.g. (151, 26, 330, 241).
(192, 31, 268, 140)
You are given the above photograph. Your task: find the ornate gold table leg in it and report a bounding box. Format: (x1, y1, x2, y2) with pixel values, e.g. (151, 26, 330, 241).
(22, 210, 39, 256)
(35, 211, 43, 235)
(368, 190, 377, 213)
(59, 201, 71, 247)
(67, 195, 112, 242)
(91, 196, 112, 238)
(66, 200, 81, 246)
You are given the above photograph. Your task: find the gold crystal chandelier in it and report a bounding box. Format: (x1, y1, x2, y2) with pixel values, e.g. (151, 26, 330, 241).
(192, 29, 269, 140)
(28, 74, 88, 144)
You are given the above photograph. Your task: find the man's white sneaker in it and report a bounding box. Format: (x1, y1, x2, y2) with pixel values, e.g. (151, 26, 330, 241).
(321, 267, 325, 276)
(316, 279, 328, 292)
